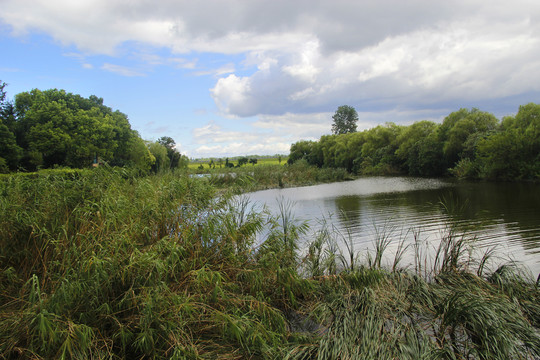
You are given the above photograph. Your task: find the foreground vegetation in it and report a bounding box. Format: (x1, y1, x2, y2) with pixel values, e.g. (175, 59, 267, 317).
(1, 168, 539, 359)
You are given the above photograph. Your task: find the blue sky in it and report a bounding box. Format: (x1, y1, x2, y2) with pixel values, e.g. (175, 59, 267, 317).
(1, 1, 540, 158)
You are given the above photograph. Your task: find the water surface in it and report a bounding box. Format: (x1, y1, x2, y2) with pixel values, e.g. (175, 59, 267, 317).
(247, 177, 540, 276)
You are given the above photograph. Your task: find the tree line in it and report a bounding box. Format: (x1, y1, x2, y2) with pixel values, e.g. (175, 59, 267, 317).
(0, 82, 188, 173)
(289, 104, 540, 180)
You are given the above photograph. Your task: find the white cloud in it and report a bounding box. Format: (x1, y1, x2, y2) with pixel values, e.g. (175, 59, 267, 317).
(211, 17, 540, 117)
(255, 112, 332, 140)
(211, 75, 252, 115)
(190, 121, 296, 157)
(193, 63, 236, 77)
(3, 0, 540, 158)
(281, 40, 320, 83)
(192, 122, 269, 145)
(101, 63, 145, 77)
(192, 142, 290, 158)
(171, 58, 198, 69)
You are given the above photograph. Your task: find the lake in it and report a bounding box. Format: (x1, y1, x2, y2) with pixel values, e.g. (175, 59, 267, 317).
(246, 177, 540, 277)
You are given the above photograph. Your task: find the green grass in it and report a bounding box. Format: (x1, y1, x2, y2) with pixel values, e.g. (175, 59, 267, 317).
(0, 167, 538, 359)
(188, 156, 287, 170)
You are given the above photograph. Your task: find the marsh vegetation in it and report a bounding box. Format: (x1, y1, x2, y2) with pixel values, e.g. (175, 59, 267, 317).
(1, 168, 539, 359)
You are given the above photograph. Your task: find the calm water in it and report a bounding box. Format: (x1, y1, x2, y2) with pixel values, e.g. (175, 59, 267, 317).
(246, 177, 540, 276)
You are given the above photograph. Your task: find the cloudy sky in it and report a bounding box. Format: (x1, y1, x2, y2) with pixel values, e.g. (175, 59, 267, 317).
(1, 1, 539, 158)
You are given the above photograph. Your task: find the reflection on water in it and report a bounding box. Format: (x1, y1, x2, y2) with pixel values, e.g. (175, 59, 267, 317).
(247, 177, 540, 276)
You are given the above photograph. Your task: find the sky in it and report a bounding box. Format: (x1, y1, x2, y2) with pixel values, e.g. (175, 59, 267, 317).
(1, 1, 540, 159)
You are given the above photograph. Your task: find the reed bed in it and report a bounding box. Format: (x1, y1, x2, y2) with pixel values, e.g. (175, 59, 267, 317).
(198, 162, 351, 191)
(0, 168, 538, 359)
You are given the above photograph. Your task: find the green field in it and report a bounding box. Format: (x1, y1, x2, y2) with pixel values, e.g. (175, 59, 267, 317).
(188, 156, 288, 170)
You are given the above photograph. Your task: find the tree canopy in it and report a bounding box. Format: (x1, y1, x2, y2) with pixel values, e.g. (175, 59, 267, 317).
(157, 136, 188, 170)
(331, 105, 358, 135)
(0, 83, 188, 173)
(290, 104, 540, 181)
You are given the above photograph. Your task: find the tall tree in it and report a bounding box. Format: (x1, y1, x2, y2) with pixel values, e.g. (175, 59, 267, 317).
(157, 136, 182, 169)
(0, 80, 6, 105)
(147, 141, 168, 173)
(0, 81, 22, 171)
(331, 105, 358, 135)
(9, 88, 152, 171)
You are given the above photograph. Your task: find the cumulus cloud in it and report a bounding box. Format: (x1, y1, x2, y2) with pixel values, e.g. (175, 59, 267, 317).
(191, 122, 293, 157)
(192, 142, 290, 158)
(211, 17, 540, 117)
(3, 0, 540, 156)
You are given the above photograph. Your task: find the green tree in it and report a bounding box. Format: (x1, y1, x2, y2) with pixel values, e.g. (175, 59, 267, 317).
(331, 105, 358, 135)
(395, 120, 440, 175)
(157, 136, 183, 169)
(9, 88, 149, 171)
(409, 132, 445, 176)
(0, 81, 6, 104)
(0, 121, 22, 172)
(237, 157, 249, 167)
(359, 124, 402, 174)
(0, 81, 22, 171)
(147, 141, 169, 173)
(126, 136, 155, 173)
(439, 108, 498, 168)
(477, 103, 540, 179)
(288, 140, 314, 164)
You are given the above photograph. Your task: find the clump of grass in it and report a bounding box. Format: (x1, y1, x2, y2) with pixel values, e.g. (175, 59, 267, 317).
(291, 194, 540, 360)
(0, 169, 302, 358)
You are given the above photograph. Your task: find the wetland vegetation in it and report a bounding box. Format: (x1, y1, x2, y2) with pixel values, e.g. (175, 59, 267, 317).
(1, 168, 539, 359)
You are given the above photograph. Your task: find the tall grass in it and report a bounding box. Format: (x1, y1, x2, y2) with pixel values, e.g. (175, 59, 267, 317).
(1, 169, 538, 359)
(292, 196, 540, 360)
(0, 168, 311, 358)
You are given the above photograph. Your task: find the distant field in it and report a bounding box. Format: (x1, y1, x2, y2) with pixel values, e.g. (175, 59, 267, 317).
(188, 156, 287, 170)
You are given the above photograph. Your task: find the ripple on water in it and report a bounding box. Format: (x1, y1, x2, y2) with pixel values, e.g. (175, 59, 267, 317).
(247, 177, 540, 276)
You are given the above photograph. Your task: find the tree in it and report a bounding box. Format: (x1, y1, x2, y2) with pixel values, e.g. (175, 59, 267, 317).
(147, 141, 169, 173)
(6, 88, 152, 171)
(331, 105, 358, 135)
(124, 136, 155, 173)
(0, 121, 22, 172)
(237, 157, 249, 167)
(157, 136, 182, 169)
(288, 140, 313, 165)
(476, 103, 540, 180)
(0, 80, 7, 106)
(0, 81, 22, 171)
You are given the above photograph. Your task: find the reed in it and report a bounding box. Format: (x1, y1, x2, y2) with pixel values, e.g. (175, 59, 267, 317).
(1, 168, 538, 359)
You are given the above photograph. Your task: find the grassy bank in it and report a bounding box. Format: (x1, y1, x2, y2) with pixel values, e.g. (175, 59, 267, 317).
(0, 168, 539, 359)
(192, 160, 352, 192)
